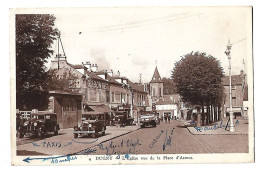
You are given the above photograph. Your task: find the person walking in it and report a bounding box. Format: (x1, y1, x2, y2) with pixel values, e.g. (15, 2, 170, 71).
(164, 114, 167, 124)
(167, 114, 171, 124)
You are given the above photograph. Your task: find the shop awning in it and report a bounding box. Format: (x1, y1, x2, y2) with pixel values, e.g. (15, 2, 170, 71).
(88, 105, 113, 113)
(84, 111, 104, 115)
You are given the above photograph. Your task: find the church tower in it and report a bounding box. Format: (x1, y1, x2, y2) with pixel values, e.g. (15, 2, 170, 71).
(150, 66, 163, 101)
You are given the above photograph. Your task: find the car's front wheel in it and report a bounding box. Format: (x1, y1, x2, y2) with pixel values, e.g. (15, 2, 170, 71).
(37, 131, 44, 138)
(17, 131, 24, 138)
(73, 133, 78, 138)
(54, 125, 58, 135)
(102, 127, 105, 136)
(91, 133, 96, 138)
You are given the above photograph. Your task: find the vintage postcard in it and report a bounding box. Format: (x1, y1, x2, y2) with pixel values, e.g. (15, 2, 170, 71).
(10, 7, 254, 165)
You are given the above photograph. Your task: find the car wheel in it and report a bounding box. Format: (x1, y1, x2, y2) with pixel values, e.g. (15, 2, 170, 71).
(38, 131, 43, 138)
(17, 131, 24, 138)
(140, 125, 144, 128)
(73, 133, 78, 138)
(54, 126, 58, 135)
(102, 127, 105, 136)
(91, 133, 96, 138)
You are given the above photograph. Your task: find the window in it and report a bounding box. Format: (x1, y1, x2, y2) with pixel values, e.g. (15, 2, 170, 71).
(99, 90, 102, 102)
(232, 97, 236, 106)
(90, 89, 97, 101)
(232, 86, 236, 90)
(111, 92, 115, 102)
(159, 88, 162, 97)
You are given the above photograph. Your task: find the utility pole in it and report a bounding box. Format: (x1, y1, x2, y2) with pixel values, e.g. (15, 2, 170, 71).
(57, 34, 60, 70)
(139, 73, 142, 84)
(225, 39, 235, 132)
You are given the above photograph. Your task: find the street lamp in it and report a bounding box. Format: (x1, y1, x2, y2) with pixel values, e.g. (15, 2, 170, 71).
(224, 39, 235, 132)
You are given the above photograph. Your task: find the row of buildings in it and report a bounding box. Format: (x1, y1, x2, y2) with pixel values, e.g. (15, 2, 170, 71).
(46, 54, 249, 128)
(48, 54, 153, 128)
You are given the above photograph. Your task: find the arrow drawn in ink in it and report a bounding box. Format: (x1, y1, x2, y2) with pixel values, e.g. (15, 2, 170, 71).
(23, 154, 74, 163)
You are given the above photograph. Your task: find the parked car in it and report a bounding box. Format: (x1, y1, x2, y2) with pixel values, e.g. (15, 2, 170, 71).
(139, 114, 157, 128)
(113, 111, 134, 127)
(17, 112, 59, 138)
(73, 113, 106, 138)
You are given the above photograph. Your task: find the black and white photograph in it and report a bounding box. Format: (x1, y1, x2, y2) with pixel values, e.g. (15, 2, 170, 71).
(10, 6, 253, 165)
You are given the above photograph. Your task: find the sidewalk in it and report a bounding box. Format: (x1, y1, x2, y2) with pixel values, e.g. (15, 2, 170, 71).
(181, 118, 248, 135)
(17, 125, 140, 156)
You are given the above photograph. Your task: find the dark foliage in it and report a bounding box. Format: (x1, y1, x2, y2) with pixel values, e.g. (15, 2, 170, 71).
(16, 14, 58, 110)
(172, 51, 224, 107)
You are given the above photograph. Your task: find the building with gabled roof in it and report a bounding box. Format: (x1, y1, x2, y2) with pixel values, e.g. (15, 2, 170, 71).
(221, 70, 247, 118)
(150, 66, 164, 102)
(147, 66, 181, 121)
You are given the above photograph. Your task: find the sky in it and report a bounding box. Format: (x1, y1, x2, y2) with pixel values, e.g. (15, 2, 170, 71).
(46, 7, 252, 83)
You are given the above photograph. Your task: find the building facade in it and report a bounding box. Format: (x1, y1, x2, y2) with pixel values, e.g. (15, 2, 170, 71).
(48, 55, 149, 127)
(222, 71, 247, 118)
(148, 66, 180, 120)
(149, 66, 164, 103)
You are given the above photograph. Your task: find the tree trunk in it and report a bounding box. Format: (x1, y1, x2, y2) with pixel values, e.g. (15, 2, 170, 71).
(214, 106, 217, 122)
(206, 104, 210, 125)
(201, 105, 205, 126)
(210, 104, 213, 124)
(218, 105, 221, 121)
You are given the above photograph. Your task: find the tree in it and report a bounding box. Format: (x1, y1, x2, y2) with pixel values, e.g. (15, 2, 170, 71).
(46, 69, 80, 93)
(172, 51, 224, 126)
(162, 77, 177, 95)
(16, 14, 58, 110)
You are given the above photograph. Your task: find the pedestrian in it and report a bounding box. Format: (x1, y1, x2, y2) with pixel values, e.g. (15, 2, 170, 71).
(167, 114, 171, 124)
(164, 115, 167, 123)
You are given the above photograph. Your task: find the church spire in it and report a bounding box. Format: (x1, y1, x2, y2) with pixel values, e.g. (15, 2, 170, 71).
(150, 66, 163, 83)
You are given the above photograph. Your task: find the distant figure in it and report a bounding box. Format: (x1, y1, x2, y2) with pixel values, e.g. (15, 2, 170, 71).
(164, 115, 167, 123)
(167, 114, 171, 124)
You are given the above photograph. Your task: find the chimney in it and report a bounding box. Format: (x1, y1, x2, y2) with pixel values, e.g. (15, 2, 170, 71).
(117, 70, 120, 77)
(91, 64, 98, 72)
(83, 61, 91, 71)
(107, 69, 113, 77)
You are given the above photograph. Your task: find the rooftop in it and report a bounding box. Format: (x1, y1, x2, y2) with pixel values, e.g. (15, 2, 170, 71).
(150, 66, 163, 83)
(222, 75, 243, 86)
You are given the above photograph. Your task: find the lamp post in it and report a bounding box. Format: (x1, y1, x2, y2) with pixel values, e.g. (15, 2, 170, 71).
(224, 39, 235, 132)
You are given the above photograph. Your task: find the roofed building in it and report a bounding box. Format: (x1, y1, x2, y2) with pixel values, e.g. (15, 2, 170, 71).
(150, 66, 164, 103)
(222, 70, 247, 118)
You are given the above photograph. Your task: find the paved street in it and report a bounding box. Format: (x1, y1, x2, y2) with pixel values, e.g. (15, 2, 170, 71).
(17, 120, 248, 156)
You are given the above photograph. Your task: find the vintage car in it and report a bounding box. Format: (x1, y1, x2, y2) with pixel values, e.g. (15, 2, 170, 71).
(73, 113, 106, 138)
(139, 114, 157, 128)
(17, 112, 59, 138)
(113, 111, 134, 127)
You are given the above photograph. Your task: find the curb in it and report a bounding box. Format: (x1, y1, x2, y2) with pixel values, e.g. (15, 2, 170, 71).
(180, 120, 248, 135)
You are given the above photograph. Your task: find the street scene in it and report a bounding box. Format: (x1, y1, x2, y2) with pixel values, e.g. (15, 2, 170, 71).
(17, 118, 248, 156)
(12, 7, 253, 164)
